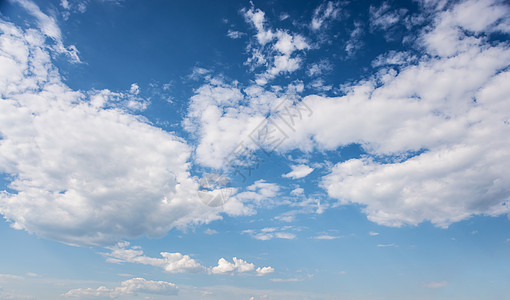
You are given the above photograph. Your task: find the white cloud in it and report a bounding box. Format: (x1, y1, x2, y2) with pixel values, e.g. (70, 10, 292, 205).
(377, 244, 398, 248)
(105, 242, 274, 277)
(282, 164, 314, 179)
(369, 231, 380, 236)
(210, 257, 255, 274)
(204, 228, 218, 235)
(104, 242, 205, 273)
(371, 50, 416, 68)
(227, 29, 245, 39)
(345, 21, 364, 57)
(242, 226, 297, 240)
(422, 0, 510, 57)
(290, 187, 304, 196)
(242, 5, 309, 85)
(307, 59, 332, 77)
(0, 13, 222, 246)
(271, 278, 303, 282)
(312, 235, 340, 240)
(63, 277, 178, 298)
(369, 2, 407, 32)
(311, 1, 341, 31)
(12, 0, 81, 63)
(256, 266, 275, 276)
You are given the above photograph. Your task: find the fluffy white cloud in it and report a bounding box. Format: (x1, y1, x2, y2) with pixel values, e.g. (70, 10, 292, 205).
(314, 0, 510, 228)
(282, 164, 314, 179)
(242, 5, 309, 85)
(184, 0, 510, 229)
(104, 242, 274, 276)
(256, 266, 275, 276)
(0, 7, 222, 246)
(210, 257, 255, 274)
(63, 278, 178, 298)
(104, 242, 205, 273)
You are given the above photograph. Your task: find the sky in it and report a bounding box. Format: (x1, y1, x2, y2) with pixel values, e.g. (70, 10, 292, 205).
(0, 0, 510, 299)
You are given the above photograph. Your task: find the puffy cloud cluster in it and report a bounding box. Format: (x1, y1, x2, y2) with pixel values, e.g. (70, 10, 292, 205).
(105, 242, 204, 273)
(105, 242, 274, 276)
(242, 5, 310, 85)
(63, 277, 178, 298)
(187, 0, 510, 228)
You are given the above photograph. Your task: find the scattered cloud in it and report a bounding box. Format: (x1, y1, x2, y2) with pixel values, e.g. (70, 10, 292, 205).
(282, 164, 314, 179)
(242, 226, 297, 240)
(104, 242, 205, 273)
(311, 1, 341, 31)
(312, 234, 340, 240)
(63, 278, 178, 298)
(204, 228, 219, 235)
(227, 29, 246, 39)
(377, 243, 398, 248)
(271, 278, 303, 282)
(369, 231, 380, 236)
(104, 242, 273, 276)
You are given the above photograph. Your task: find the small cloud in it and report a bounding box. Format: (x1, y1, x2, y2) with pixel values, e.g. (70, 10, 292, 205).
(282, 164, 314, 179)
(377, 243, 397, 247)
(271, 278, 303, 282)
(312, 235, 340, 240)
(204, 228, 218, 235)
(256, 266, 275, 276)
(279, 13, 290, 21)
(290, 187, 304, 196)
(243, 226, 297, 240)
(227, 29, 246, 39)
(369, 231, 380, 236)
(424, 281, 448, 289)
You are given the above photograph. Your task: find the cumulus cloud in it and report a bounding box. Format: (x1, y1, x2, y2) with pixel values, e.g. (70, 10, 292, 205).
(184, 0, 510, 229)
(210, 257, 254, 274)
(104, 242, 274, 276)
(0, 5, 222, 246)
(282, 164, 314, 179)
(256, 266, 275, 276)
(63, 278, 178, 298)
(104, 242, 205, 273)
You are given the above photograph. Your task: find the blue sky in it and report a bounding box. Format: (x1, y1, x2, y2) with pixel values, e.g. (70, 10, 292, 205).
(1, 0, 510, 299)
